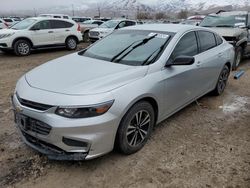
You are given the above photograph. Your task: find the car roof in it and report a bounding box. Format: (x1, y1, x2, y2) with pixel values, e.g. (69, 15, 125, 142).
(122, 24, 202, 33)
(218, 11, 248, 16)
(27, 17, 75, 23)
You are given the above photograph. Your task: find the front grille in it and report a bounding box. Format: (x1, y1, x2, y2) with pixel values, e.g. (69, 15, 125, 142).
(19, 115, 52, 135)
(22, 131, 64, 153)
(16, 94, 53, 111)
(89, 31, 99, 37)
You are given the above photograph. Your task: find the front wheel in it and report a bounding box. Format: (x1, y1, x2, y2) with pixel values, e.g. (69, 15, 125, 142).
(66, 37, 78, 50)
(116, 101, 155, 155)
(212, 65, 230, 96)
(13, 40, 31, 56)
(232, 46, 243, 70)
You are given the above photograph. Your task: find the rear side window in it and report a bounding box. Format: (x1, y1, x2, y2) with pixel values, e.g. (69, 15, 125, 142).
(171, 31, 198, 60)
(125, 21, 136, 26)
(51, 20, 73, 28)
(215, 34, 223, 45)
(63, 16, 69, 19)
(198, 31, 217, 52)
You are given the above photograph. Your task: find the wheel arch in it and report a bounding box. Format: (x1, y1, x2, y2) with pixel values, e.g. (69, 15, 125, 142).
(12, 37, 33, 48)
(65, 35, 79, 44)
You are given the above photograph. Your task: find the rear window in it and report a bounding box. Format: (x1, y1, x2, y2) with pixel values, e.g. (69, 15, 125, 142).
(198, 31, 217, 52)
(4, 19, 13, 22)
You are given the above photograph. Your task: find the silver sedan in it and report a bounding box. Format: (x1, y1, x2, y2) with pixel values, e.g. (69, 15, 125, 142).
(12, 24, 234, 160)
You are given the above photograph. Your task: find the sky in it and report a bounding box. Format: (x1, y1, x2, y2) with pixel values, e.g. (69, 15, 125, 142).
(1, 0, 158, 11)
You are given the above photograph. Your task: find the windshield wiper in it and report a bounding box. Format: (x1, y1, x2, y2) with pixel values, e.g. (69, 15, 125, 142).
(215, 25, 234, 28)
(142, 36, 170, 65)
(110, 34, 157, 63)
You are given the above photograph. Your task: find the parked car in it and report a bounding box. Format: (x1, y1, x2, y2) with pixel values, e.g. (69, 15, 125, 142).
(0, 18, 8, 29)
(12, 24, 234, 160)
(80, 20, 104, 41)
(2, 18, 17, 27)
(9, 16, 22, 22)
(0, 17, 82, 56)
(72, 17, 92, 23)
(39, 14, 70, 19)
(89, 19, 136, 42)
(180, 19, 200, 26)
(200, 11, 250, 70)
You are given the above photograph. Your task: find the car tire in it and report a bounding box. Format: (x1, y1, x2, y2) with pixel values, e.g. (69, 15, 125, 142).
(13, 39, 31, 56)
(212, 65, 230, 96)
(116, 101, 155, 155)
(66, 37, 78, 50)
(232, 46, 243, 70)
(83, 31, 89, 42)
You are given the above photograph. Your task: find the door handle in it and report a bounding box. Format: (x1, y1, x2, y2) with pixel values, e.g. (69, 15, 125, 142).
(65, 29, 70, 32)
(218, 53, 223, 57)
(196, 61, 201, 67)
(48, 31, 54, 33)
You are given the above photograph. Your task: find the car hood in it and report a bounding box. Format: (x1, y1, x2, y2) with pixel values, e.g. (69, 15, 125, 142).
(90, 27, 114, 33)
(0, 28, 17, 34)
(208, 27, 246, 37)
(25, 53, 148, 95)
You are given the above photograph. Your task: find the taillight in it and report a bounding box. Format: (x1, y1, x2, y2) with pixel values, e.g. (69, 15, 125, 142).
(77, 24, 81, 31)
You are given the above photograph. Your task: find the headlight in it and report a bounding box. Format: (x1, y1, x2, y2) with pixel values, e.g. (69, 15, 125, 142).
(99, 31, 108, 34)
(0, 33, 15, 39)
(55, 100, 114, 118)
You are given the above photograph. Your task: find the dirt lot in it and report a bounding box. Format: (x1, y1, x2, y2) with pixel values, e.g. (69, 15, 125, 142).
(0, 44, 250, 188)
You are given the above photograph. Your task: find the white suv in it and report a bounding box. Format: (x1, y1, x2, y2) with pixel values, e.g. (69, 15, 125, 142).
(0, 17, 82, 56)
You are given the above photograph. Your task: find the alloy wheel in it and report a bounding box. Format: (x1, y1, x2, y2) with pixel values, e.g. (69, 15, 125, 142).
(126, 110, 151, 147)
(217, 67, 229, 94)
(68, 38, 77, 49)
(17, 42, 30, 55)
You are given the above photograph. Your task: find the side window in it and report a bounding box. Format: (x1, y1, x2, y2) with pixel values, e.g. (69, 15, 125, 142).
(63, 16, 69, 19)
(51, 20, 73, 29)
(125, 21, 136, 26)
(215, 34, 223, 45)
(198, 31, 217, 52)
(32, 20, 51, 30)
(118, 21, 126, 28)
(171, 31, 198, 60)
(53, 16, 61, 18)
(0, 20, 2, 23)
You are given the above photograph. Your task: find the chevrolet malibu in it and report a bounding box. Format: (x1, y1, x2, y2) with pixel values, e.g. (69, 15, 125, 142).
(12, 24, 234, 160)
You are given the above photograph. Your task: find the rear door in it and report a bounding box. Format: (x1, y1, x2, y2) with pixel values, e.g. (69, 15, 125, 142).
(29, 20, 55, 46)
(195, 30, 224, 93)
(51, 20, 74, 44)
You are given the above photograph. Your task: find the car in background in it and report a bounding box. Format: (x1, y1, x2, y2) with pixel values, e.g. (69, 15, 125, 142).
(80, 20, 104, 41)
(39, 14, 71, 19)
(0, 18, 8, 29)
(72, 17, 92, 23)
(0, 17, 82, 56)
(200, 11, 250, 70)
(9, 16, 22, 22)
(89, 19, 136, 42)
(180, 19, 200, 26)
(2, 18, 17, 27)
(12, 24, 234, 160)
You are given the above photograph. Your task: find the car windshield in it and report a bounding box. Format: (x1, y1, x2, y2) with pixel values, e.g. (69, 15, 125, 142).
(200, 15, 247, 28)
(80, 30, 174, 66)
(99, 20, 120, 28)
(11, 18, 37, 30)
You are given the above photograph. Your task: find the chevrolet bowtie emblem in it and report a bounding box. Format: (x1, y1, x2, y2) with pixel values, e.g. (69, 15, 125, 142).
(16, 105, 23, 113)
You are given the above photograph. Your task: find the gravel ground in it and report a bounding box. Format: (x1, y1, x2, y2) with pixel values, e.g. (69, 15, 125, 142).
(0, 44, 250, 188)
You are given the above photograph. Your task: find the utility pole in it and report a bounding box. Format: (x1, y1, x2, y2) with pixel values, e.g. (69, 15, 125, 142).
(72, 4, 75, 17)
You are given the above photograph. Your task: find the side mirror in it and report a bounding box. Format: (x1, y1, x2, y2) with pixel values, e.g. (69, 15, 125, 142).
(30, 27, 40, 31)
(166, 56, 195, 67)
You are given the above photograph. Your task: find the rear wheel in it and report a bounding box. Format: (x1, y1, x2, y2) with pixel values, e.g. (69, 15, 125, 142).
(212, 65, 230, 96)
(13, 39, 31, 56)
(66, 37, 77, 50)
(116, 101, 155, 155)
(232, 46, 243, 70)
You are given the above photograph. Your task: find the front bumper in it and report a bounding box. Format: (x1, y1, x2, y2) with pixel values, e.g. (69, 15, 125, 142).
(11, 93, 119, 160)
(0, 38, 12, 49)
